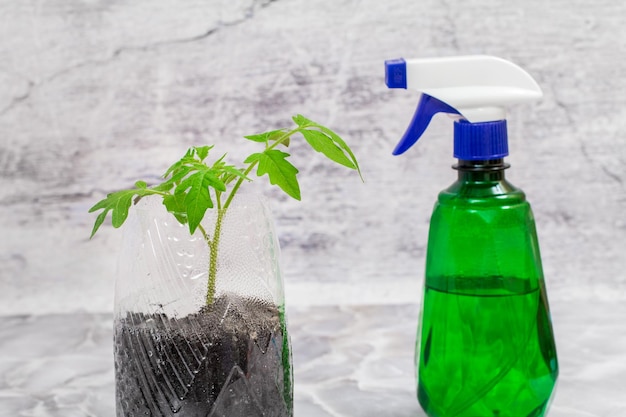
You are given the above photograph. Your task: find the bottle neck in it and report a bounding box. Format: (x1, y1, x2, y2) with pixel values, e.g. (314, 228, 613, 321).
(452, 159, 510, 182)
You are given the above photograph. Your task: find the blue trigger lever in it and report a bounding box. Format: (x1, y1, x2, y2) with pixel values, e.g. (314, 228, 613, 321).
(392, 95, 460, 155)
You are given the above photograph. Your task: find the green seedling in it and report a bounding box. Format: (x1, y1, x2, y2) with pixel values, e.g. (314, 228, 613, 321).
(89, 115, 361, 305)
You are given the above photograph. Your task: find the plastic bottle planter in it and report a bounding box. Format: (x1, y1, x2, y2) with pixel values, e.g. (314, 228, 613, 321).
(113, 195, 292, 417)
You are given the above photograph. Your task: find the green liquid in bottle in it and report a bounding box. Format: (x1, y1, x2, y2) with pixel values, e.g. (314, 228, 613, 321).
(417, 160, 558, 417)
(418, 277, 557, 417)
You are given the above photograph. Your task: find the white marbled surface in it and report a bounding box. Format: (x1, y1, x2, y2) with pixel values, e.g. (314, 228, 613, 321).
(1, 300, 625, 417)
(0, 0, 625, 315)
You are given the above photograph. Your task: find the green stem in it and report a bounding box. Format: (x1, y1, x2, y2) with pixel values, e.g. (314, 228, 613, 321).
(223, 161, 258, 210)
(197, 224, 210, 245)
(266, 127, 305, 151)
(206, 125, 309, 304)
(206, 208, 225, 305)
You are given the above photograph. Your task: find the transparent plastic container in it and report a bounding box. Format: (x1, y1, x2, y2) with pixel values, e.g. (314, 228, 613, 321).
(113, 194, 292, 417)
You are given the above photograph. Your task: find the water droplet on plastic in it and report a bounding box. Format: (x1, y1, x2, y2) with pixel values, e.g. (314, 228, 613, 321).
(190, 272, 204, 280)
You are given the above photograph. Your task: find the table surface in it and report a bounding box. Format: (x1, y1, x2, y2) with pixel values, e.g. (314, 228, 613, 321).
(1, 300, 624, 417)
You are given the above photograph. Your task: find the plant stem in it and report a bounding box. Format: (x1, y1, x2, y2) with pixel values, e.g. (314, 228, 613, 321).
(206, 208, 225, 305)
(205, 126, 307, 305)
(223, 161, 258, 210)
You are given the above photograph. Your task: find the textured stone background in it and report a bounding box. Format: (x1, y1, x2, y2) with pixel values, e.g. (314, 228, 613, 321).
(0, 0, 624, 315)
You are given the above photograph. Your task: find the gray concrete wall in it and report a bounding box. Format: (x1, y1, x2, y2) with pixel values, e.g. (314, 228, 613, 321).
(0, 0, 624, 314)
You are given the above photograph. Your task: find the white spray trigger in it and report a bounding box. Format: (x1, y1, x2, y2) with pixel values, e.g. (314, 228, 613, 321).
(385, 55, 543, 123)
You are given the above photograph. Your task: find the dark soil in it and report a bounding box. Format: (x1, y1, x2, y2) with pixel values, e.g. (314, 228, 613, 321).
(114, 293, 292, 417)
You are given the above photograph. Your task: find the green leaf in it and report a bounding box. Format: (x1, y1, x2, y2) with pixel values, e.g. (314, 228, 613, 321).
(175, 171, 225, 234)
(316, 125, 362, 180)
(111, 192, 134, 227)
(163, 160, 182, 179)
(163, 192, 188, 224)
(89, 210, 109, 239)
(155, 165, 192, 192)
(135, 180, 147, 189)
(249, 150, 301, 200)
(195, 145, 212, 161)
(244, 129, 286, 144)
(301, 129, 356, 169)
(221, 165, 250, 181)
(211, 153, 228, 169)
(292, 114, 313, 127)
(163, 150, 202, 179)
(243, 152, 261, 165)
(292, 115, 362, 177)
(88, 188, 156, 238)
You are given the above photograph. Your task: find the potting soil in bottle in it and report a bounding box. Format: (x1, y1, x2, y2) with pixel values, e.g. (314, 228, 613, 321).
(114, 293, 292, 417)
(385, 56, 558, 417)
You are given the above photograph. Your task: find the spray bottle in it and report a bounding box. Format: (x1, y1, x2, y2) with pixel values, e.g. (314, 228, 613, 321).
(385, 56, 558, 417)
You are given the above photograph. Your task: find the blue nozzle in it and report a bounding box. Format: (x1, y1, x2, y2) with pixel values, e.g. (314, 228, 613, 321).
(385, 58, 407, 89)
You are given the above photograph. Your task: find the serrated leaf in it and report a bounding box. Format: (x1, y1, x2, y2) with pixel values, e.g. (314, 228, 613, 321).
(195, 145, 212, 161)
(253, 150, 300, 200)
(301, 129, 356, 169)
(175, 171, 225, 234)
(89, 188, 156, 238)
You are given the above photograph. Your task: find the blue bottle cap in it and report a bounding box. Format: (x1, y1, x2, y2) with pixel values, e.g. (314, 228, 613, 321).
(454, 120, 509, 160)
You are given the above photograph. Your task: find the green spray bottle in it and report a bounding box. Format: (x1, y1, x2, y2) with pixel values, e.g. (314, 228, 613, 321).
(385, 56, 558, 417)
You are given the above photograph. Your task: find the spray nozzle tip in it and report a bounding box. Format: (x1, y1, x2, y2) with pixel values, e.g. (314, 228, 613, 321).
(385, 58, 407, 89)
